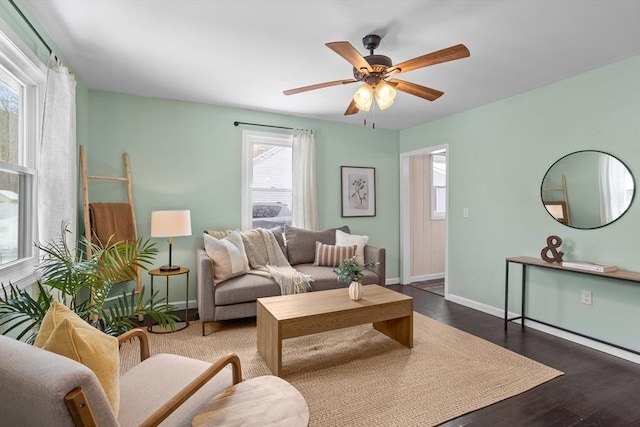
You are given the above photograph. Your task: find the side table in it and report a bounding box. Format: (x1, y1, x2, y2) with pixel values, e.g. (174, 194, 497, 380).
(148, 267, 190, 333)
(191, 375, 309, 426)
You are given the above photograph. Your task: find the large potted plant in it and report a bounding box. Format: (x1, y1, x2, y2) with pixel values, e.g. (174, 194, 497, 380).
(0, 223, 178, 343)
(333, 255, 378, 301)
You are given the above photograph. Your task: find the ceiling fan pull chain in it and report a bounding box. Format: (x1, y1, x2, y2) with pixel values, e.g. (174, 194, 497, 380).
(372, 97, 376, 129)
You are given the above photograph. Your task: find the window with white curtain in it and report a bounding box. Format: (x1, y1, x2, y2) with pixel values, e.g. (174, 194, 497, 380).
(0, 29, 45, 287)
(431, 153, 447, 220)
(241, 130, 293, 231)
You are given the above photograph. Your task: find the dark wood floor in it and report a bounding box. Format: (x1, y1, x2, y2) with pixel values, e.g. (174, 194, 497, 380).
(388, 284, 640, 427)
(409, 278, 445, 296)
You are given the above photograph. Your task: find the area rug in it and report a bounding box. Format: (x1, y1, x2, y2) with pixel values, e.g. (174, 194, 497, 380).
(120, 313, 563, 426)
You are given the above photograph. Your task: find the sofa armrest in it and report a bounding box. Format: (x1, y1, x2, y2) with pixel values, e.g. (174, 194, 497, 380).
(196, 248, 216, 323)
(364, 245, 386, 285)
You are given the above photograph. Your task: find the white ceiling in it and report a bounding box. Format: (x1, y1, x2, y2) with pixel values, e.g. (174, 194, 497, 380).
(22, 0, 640, 130)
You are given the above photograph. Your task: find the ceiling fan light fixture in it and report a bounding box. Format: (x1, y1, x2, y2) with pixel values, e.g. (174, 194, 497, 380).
(353, 84, 373, 111)
(374, 80, 397, 110)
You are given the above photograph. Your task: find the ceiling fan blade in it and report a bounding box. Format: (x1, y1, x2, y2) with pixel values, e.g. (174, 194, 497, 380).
(283, 79, 357, 95)
(386, 44, 470, 76)
(344, 99, 359, 115)
(326, 41, 372, 73)
(389, 79, 444, 101)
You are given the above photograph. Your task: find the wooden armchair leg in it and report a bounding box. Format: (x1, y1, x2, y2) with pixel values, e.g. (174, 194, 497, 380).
(65, 387, 97, 427)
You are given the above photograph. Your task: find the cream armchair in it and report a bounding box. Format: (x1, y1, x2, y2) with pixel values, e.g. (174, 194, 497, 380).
(0, 329, 241, 427)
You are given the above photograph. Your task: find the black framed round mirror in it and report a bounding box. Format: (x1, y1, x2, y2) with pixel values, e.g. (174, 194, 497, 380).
(541, 150, 635, 229)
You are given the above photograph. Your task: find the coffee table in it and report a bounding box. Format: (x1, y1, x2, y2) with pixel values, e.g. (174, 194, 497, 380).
(257, 285, 413, 376)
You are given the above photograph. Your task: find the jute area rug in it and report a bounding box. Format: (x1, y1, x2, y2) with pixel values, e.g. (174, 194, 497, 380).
(120, 313, 563, 426)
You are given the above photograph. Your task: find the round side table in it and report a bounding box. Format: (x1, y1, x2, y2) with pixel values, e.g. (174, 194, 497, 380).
(148, 267, 190, 333)
(191, 375, 309, 426)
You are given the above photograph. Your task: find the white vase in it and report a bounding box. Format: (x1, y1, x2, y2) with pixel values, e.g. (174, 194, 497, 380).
(349, 281, 362, 301)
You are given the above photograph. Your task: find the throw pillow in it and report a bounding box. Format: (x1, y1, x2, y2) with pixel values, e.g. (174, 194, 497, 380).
(313, 242, 357, 267)
(35, 300, 92, 348)
(205, 229, 233, 239)
(35, 301, 120, 414)
(335, 229, 369, 265)
(203, 230, 250, 284)
(285, 225, 350, 265)
(269, 227, 286, 256)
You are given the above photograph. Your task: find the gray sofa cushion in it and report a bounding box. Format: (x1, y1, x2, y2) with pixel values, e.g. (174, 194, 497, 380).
(294, 264, 380, 291)
(215, 273, 281, 305)
(285, 225, 350, 265)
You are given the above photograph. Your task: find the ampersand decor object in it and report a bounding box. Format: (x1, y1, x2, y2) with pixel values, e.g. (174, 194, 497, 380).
(541, 235, 564, 263)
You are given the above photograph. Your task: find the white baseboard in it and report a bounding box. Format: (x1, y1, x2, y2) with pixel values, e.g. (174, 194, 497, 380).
(446, 293, 640, 365)
(168, 299, 197, 311)
(410, 273, 445, 282)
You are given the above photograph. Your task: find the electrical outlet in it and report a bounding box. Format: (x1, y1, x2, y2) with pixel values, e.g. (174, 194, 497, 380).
(581, 290, 592, 305)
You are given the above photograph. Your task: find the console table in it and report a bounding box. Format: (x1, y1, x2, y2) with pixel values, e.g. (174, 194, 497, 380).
(504, 256, 640, 355)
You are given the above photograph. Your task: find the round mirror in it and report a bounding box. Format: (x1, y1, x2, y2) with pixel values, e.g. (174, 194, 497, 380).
(541, 150, 635, 229)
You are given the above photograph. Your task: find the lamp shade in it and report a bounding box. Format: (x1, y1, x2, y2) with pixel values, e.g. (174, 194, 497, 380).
(353, 84, 373, 111)
(374, 80, 397, 110)
(150, 210, 192, 238)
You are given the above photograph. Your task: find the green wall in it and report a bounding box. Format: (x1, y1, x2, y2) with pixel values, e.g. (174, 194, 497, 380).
(86, 92, 399, 302)
(3, 0, 638, 355)
(400, 56, 640, 352)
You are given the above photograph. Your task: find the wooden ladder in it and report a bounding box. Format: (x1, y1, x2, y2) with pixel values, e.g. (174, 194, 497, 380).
(80, 145, 143, 320)
(541, 174, 570, 225)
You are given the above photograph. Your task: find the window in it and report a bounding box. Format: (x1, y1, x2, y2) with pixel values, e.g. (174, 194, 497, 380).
(431, 153, 446, 220)
(241, 130, 293, 230)
(0, 29, 45, 287)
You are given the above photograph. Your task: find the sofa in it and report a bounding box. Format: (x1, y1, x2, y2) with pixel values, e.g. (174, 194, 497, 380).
(196, 225, 386, 334)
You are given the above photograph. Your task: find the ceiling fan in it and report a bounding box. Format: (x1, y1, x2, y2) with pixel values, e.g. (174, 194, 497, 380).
(283, 34, 470, 116)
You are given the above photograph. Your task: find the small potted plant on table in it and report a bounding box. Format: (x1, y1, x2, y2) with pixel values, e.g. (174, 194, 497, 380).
(333, 256, 378, 301)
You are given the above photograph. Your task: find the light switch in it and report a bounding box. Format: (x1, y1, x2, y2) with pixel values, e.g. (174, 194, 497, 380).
(463, 208, 469, 218)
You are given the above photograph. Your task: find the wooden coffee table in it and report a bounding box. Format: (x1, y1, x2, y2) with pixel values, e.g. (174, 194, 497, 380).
(257, 285, 413, 376)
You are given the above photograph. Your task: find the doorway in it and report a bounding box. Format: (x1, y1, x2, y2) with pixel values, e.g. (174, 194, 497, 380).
(399, 145, 448, 297)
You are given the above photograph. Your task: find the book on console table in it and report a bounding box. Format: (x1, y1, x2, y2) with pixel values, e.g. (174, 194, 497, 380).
(561, 261, 618, 273)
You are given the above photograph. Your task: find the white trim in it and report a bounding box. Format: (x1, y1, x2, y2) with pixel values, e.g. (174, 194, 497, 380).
(385, 276, 400, 285)
(0, 26, 45, 288)
(399, 144, 449, 297)
(446, 292, 640, 365)
(168, 299, 197, 310)
(410, 273, 445, 283)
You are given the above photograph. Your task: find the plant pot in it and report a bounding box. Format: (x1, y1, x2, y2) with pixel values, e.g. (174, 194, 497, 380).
(349, 281, 363, 301)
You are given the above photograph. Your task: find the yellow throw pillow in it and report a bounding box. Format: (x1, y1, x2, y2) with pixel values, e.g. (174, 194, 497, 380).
(35, 300, 89, 347)
(36, 302, 120, 415)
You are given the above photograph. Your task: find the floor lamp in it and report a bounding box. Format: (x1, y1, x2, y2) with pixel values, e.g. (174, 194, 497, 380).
(150, 210, 192, 271)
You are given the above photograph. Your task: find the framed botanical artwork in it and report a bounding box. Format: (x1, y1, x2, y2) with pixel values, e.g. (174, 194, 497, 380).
(341, 166, 376, 217)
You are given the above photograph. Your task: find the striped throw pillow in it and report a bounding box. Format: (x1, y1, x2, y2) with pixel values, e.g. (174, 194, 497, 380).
(313, 242, 357, 267)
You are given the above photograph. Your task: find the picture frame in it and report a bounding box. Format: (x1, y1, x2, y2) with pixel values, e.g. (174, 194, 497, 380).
(341, 166, 376, 217)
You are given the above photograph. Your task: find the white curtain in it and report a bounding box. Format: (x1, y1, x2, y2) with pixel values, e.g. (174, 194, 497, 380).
(598, 154, 626, 224)
(38, 53, 77, 245)
(292, 129, 319, 230)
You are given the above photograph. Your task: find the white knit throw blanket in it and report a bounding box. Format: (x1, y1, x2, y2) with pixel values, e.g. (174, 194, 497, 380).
(241, 228, 312, 295)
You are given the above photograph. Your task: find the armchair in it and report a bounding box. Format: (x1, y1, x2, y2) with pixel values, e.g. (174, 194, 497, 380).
(0, 329, 241, 427)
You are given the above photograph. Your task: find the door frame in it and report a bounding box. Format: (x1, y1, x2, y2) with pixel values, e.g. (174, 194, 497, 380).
(399, 144, 449, 296)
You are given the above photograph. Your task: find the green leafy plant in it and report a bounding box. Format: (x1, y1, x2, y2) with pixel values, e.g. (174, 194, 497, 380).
(333, 255, 379, 283)
(0, 223, 179, 343)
